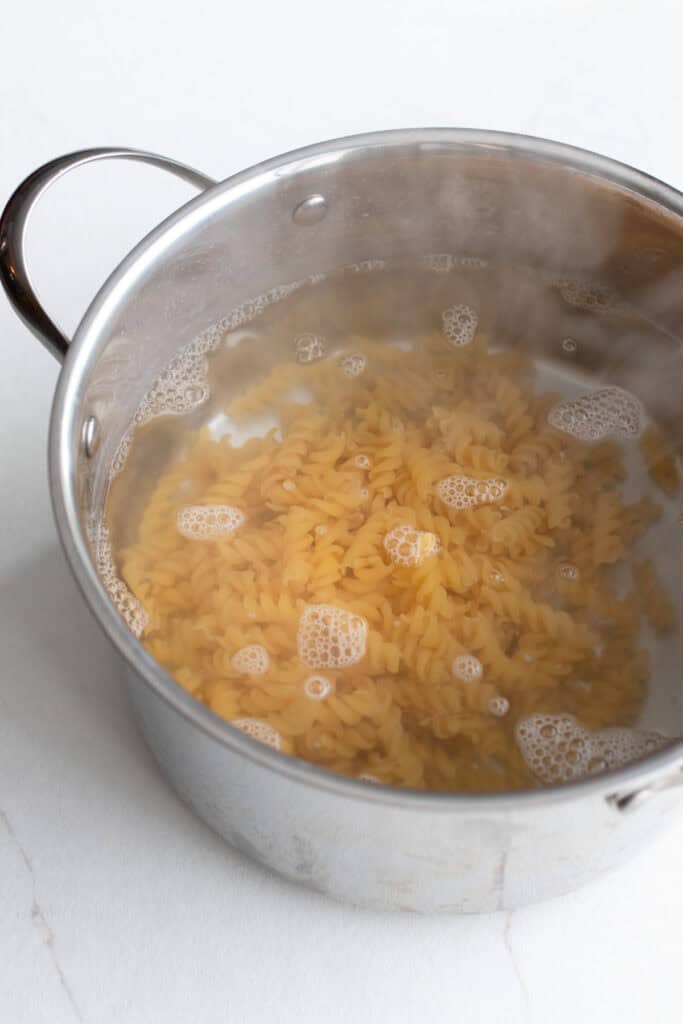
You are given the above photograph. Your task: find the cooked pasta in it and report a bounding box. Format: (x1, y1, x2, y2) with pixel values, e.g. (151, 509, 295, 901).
(115, 328, 677, 792)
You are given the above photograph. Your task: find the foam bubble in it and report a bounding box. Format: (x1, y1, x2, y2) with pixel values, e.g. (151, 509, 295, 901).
(548, 386, 644, 442)
(460, 256, 488, 269)
(282, 479, 296, 492)
(314, 525, 328, 537)
(295, 333, 326, 364)
(452, 654, 483, 683)
(347, 259, 386, 273)
(134, 339, 210, 426)
(106, 277, 325, 481)
(423, 253, 488, 272)
(558, 279, 613, 312)
(442, 304, 479, 347)
(231, 718, 281, 750)
(437, 474, 507, 510)
(297, 604, 368, 669)
(488, 696, 510, 717)
(424, 253, 457, 273)
(559, 564, 579, 581)
(515, 714, 593, 783)
(304, 674, 334, 700)
(383, 524, 440, 568)
(353, 454, 371, 469)
(339, 352, 367, 379)
(357, 773, 382, 784)
(591, 726, 670, 771)
(91, 520, 148, 638)
(516, 713, 670, 784)
(176, 504, 244, 540)
(231, 644, 270, 675)
(110, 428, 133, 477)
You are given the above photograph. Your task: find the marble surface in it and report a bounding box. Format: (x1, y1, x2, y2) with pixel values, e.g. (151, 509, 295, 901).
(1, 1, 682, 1020)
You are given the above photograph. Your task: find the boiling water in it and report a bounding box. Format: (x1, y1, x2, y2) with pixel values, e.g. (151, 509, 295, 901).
(100, 259, 682, 792)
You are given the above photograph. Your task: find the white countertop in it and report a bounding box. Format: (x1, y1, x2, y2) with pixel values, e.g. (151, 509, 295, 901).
(2, 1, 682, 1020)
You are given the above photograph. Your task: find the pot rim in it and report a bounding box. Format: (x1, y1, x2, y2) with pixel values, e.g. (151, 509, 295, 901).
(49, 126, 683, 811)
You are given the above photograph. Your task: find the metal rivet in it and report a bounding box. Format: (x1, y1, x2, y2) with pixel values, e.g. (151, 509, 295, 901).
(292, 194, 328, 226)
(561, 337, 577, 354)
(81, 415, 100, 458)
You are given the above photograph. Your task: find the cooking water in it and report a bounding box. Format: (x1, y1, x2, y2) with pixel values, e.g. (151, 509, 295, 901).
(100, 258, 682, 792)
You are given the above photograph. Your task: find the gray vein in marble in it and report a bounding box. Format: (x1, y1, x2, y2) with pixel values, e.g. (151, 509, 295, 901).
(503, 911, 531, 1016)
(0, 808, 84, 1022)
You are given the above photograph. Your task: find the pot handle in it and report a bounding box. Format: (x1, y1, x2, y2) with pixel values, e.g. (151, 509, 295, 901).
(0, 148, 217, 363)
(608, 763, 683, 813)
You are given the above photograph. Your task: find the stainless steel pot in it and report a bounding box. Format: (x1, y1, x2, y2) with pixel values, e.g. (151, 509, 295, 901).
(2, 130, 683, 913)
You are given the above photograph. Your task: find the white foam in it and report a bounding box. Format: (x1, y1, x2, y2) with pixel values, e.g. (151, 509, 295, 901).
(106, 275, 313, 480)
(297, 604, 368, 669)
(558, 564, 580, 581)
(442, 304, 479, 347)
(134, 340, 210, 427)
(557, 279, 614, 312)
(460, 256, 488, 269)
(548, 386, 644, 442)
(339, 352, 367, 379)
(90, 520, 148, 638)
(592, 726, 670, 771)
(176, 504, 244, 540)
(303, 674, 334, 700)
(488, 696, 510, 717)
(515, 714, 593, 783)
(516, 713, 670, 784)
(110, 428, 133, 477)
(295, 334, 326, 364)
(231, 718, 282, 750)
(357, 773, 382, 784)
(422, 253, 488, 272)
(231, 644, 270, 674)
(437, 475, 507, 510)
(452, 654, 483, 683)
(423, 253, 456, 273)
(383, 524, 440, 568)
(347, 259, 386, 273)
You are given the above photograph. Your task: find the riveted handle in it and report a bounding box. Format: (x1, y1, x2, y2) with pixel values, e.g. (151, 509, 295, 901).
(608, 763, 683, 812)
(0, 148, 217, 363)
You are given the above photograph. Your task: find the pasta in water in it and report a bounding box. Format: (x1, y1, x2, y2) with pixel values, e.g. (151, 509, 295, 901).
(110, 284, 680, 793)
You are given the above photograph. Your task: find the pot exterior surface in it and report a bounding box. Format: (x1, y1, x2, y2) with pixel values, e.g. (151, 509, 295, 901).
(28, 130, 683, 912)
(128, 670, 683, 912)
